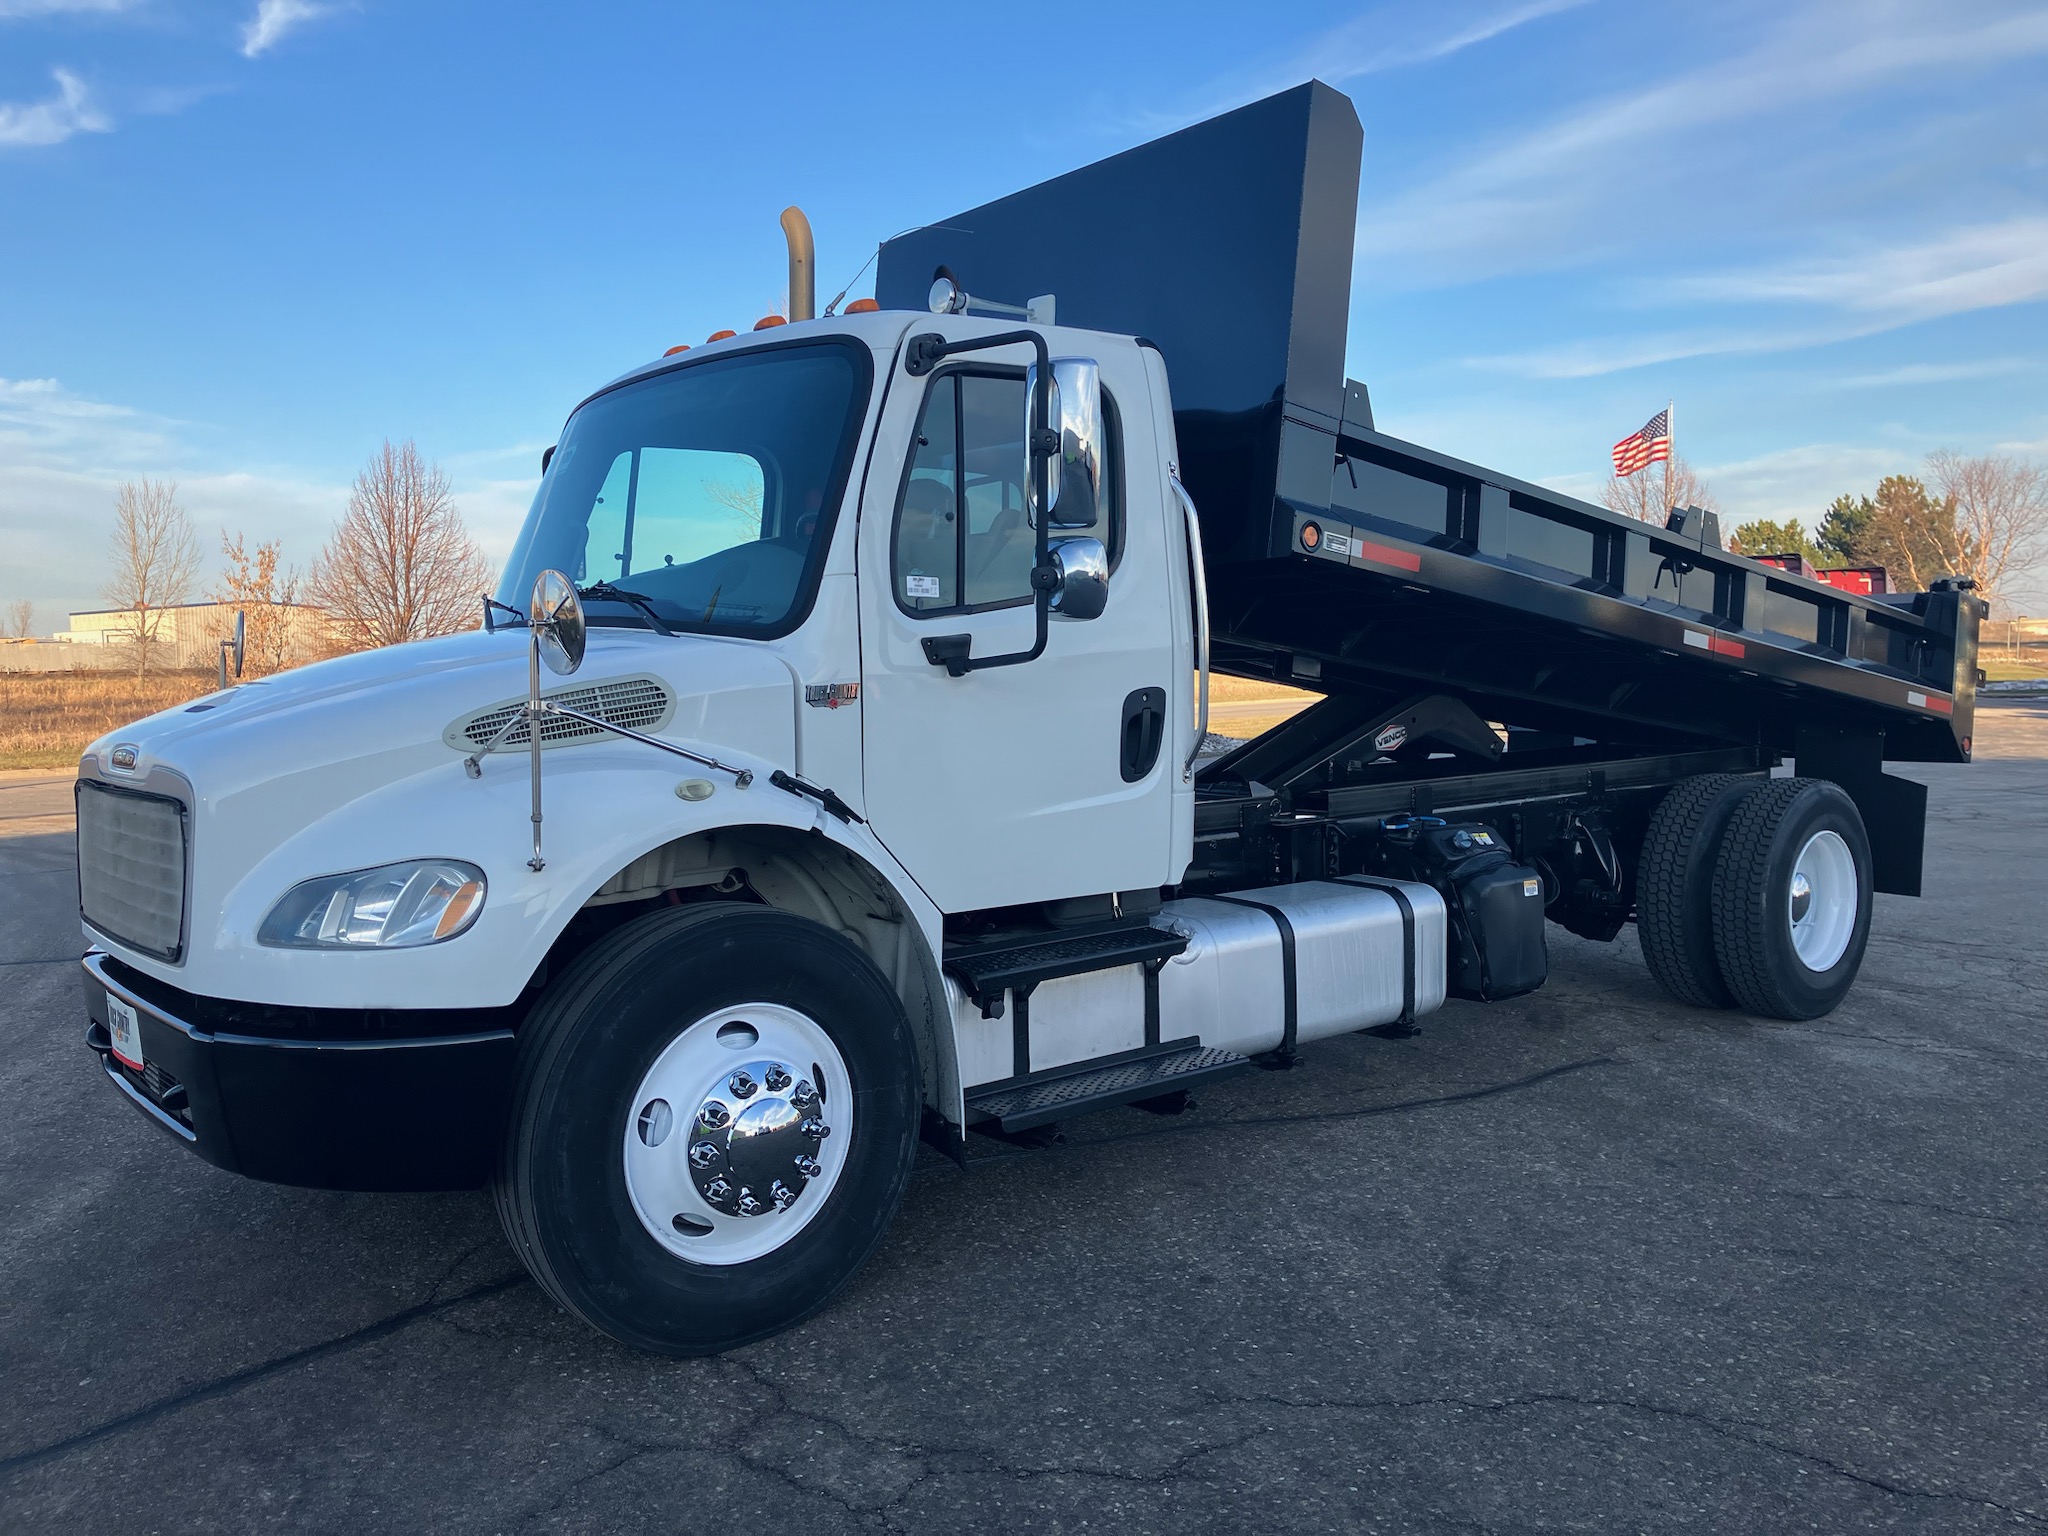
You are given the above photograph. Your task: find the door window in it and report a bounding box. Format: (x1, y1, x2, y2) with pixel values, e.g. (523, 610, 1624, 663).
(892, 369, 1121, 616)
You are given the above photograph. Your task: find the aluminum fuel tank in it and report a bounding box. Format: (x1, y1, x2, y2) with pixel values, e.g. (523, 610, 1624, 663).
(1155, 879, 1447, 1059)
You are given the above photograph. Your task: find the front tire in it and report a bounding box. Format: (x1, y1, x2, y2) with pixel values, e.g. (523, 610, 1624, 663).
(493, 904, 920, 1356)
(1710, 778, 1874, 1020)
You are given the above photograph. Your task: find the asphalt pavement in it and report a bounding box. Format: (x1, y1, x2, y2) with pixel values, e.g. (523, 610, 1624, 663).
(2, 708, 2044, 1533)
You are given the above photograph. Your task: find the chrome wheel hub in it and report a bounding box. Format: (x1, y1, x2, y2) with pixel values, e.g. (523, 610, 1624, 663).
(687, 1060, 831, 1216)
(1787, 830, 1857, 972)
(623, 1003, 852, 1267)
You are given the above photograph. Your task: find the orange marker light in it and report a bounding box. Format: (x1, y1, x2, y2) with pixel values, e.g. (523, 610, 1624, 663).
(707, 329, 737, 342)
(1301, 521, 1322, 551)
(754, 314, 787, 330)
(845, 297, 880, 313)
(663, 344, 690, 356)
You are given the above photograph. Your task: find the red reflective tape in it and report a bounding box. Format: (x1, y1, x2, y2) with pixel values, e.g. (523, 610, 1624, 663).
(1925, 694, 1953, 715)
(1708, 635, 1745, 658)
(1352, 537, 1422, 573)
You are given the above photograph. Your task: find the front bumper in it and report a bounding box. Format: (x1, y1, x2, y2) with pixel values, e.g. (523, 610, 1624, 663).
(81, 951, 517, 1191)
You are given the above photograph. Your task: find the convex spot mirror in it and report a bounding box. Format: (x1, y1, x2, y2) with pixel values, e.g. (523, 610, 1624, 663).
(531, 568, 586, 676)
(1024, 357, 1103, 531)
(1048, 536, 1109, 621)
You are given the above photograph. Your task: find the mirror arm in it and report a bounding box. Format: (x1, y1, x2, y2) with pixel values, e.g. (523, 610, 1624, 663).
(537, 703, 756, 788)
(905, 329, 1057, 676)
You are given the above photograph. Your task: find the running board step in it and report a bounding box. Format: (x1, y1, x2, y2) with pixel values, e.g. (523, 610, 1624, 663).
(965, 1040, 1251, 1133)
(944, 922, 1188, 1018)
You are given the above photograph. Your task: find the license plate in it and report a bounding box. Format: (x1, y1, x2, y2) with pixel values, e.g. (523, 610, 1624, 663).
(107, 993, 144, 1070)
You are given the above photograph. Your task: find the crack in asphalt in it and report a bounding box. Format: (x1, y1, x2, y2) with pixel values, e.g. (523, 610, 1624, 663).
(1196, 1389, 2048, 1524)
(0, 1273, 529, 1483)
(1752, 1186, 2044, 1232)
(947, 1057, 1619, 1170)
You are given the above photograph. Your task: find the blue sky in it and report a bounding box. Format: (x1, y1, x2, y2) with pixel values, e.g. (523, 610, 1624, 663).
(3, 0, 2045, 628)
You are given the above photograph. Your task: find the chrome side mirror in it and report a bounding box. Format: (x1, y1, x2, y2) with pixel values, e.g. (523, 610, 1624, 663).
(1048, 537, 1109, 621)
(1024, 357, 1103, 530)
(531, 569, 586, 676)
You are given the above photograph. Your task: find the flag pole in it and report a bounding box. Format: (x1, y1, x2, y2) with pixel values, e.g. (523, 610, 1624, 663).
(1663, 398, 1675, 518)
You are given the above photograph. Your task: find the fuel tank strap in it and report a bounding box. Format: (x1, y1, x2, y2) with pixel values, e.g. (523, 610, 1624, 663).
(1335, 877, 1417, 1027)
(1204, 895, 1298, 1060)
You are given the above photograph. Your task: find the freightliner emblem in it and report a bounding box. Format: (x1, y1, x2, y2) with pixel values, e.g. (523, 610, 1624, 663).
(804, 683, 860, 710)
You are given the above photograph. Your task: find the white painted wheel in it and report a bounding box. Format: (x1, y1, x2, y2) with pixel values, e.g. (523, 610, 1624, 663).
(1787, 829, 1858, 972)
(622, 1002, 854, 1267)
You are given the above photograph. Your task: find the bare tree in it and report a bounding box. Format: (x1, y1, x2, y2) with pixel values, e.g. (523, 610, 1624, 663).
(306, 440, 492, 651)
(103, 478, 200, 675)
(211, 531, 305, 677)
(3, 599, 32, 639)
(1600, 452, 1718, 526)
(1926, 451, 2048, 613)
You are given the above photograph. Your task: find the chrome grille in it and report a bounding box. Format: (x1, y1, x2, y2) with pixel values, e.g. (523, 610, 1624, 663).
(446, 674, 677, 754)
(77, 782, 187, 961)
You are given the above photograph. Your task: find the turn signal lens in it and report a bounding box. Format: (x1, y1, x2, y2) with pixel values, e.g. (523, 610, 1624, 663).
(1301, 521, 1322, 550)
(259, 860, 487, 949)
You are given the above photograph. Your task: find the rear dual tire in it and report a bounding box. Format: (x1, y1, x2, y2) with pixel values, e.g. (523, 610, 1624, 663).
(1638, 774, 1873, 1020)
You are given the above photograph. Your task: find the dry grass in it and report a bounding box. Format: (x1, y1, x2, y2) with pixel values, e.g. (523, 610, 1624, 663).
(0, 671, 219, 769)
(1207, 674, 1321, 705)
(1981, 655, 2048, 682)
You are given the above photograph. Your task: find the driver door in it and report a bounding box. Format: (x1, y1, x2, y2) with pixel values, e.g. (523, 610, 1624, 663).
(856, 336, 1178, 914)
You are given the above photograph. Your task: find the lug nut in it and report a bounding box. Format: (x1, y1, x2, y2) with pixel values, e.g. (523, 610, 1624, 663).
(794, 1155, 821, 1179)
(791, 1081, 818, 1108)
(763, 1064, 792, 1092)
(736, 1189, 762, 1216)
(699, 1101, 731, 1129)
(688, 1141, 720, 1169)
(769, 1180, 798, 1210)
(728, 1070, 757, 1099)
(801, 1117, 830, 1141)
(706, 1178, 732, 1203)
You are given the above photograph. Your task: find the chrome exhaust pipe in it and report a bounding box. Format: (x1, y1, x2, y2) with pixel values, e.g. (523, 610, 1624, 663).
(780, 207, 815, 322)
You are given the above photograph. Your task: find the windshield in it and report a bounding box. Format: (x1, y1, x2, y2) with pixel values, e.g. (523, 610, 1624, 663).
(497, 340, 871, 638)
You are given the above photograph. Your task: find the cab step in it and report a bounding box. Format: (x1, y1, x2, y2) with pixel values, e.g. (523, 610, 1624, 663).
(944, 922, 1189, 1018)
(965, 1039, 1251, 1134)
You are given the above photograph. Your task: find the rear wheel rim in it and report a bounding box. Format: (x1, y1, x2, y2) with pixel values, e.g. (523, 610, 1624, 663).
(622, 1002, 853, 1267)
(1787, 830, 1857, 972)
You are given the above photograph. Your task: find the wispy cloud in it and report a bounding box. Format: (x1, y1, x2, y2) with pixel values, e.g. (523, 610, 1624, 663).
(1105, 0, 1589, 136)
(1471, 217, 2048, 378)
(1660, 218, 2048, 322)
(240, 0, 327, 58)
(1356, 3, 2048, 286)
(1831, 358, 2036, 389)
(0, 67, 109, 148)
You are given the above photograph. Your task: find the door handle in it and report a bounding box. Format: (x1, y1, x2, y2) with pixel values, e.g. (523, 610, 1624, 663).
(1120, 687, 1167, 782)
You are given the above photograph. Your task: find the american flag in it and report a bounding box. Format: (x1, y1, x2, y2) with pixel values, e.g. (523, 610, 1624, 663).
(1611, 409, 1672, 477)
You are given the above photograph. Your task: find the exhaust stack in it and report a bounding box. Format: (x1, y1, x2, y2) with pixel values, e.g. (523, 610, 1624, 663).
(780, 207, 815, 322)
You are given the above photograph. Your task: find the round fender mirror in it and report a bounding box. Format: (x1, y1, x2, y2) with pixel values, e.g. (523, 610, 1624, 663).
(531, 569, 586, 676)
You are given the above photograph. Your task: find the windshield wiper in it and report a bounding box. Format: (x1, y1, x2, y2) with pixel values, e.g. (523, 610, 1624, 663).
(577, 583, 675, 637)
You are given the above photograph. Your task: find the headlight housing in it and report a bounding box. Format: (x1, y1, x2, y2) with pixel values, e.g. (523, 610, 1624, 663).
(258, 860, 486, 949)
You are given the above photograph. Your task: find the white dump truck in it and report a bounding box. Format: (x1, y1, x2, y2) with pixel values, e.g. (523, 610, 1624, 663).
(76, 84, 1981, 1354)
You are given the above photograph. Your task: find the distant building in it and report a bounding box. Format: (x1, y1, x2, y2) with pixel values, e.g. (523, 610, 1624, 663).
(54, 600, 334, 670)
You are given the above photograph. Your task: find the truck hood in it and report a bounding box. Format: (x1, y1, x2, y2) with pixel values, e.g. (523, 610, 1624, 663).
(80, 627, 800, 988)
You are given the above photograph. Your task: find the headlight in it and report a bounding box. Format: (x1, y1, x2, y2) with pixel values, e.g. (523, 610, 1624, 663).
(258, 860, 486, 949)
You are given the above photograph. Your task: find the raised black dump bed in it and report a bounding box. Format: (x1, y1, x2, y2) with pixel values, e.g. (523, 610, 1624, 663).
(881, 81, 1983, 924)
